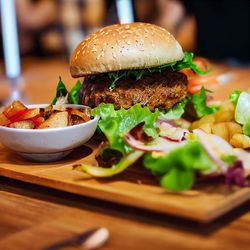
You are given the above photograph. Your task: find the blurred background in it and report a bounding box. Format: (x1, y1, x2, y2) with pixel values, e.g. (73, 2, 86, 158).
(0, 0, 249, 63)
(0, 0, 250, 105)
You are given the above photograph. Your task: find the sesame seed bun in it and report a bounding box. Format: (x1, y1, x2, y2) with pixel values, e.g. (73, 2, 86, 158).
(70, 22, 184, 77)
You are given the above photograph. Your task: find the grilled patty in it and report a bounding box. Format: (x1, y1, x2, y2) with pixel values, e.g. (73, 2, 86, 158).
(80, 71, 188, 111)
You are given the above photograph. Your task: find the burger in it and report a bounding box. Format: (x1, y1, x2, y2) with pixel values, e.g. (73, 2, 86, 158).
(69, 22, 205, 112)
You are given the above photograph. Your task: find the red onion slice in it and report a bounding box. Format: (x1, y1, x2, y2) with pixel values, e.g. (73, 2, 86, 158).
(193, 129, 233, 173)
(124, 134, 187, 153)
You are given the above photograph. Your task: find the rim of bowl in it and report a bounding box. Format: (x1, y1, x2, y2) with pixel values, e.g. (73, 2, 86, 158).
(0, 104, 99, 133)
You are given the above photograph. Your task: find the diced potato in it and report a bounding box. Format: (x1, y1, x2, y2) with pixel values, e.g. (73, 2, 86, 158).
(9, 120, 35, 129)
(199, 123, 212, 134)
(226, 122, 243, 139)
(0, 113, 11, 126)
(70, 109, 90, 122)
(230, 134, 250, 149)
(20, 108, 40, 120)
(3, 100, 26, 118)
(211, 122, 229, 142)
(37, 117, 45, 123)
(38, 111, 68, 129)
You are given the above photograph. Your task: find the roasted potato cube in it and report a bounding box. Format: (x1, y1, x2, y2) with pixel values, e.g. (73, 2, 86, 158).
(38, 111, 68, 129)
(9, 120, 35, 129)
(70, 109, 90, 121)
(230, 134, 250, 148)
(0, 113, 11, 126)
(3, 100, 27, 118)
(211, 122, 229, 141)
(21, 108, 40, 120)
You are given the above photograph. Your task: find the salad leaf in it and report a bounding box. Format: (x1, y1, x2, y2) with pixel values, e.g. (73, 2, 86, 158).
(243, 120, 250, 136)
(106, 52, 209, 89)
(229, 90, 241, 106)
(173, 52, 210, 75)
(144, 141, 216, 191)
(161, 98, 188, 119)
(235, 91, 250, 124)
(92, 103, 160, 155)
(190, 87, 219, 118)
(160, 168, 194, 192)
(68, 80, 81, 104)
(52, 77, 82, 104)
(52, 77, 68, 104)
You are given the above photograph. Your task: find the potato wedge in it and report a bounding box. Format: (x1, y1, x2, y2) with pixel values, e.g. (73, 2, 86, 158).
(3, 100, 26, 118)
(230, 134, 250, 149)
(211, 123, 229, 142)
(38, 111, 68, 129)
(9, 120, 35, 129)
(0, 113, 11, 126)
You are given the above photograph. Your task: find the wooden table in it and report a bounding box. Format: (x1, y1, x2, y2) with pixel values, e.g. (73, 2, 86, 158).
(0, 57, 250, 250)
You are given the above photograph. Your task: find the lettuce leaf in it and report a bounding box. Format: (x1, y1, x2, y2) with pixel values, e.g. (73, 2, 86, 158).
(189, 87, 219, 118)
(229, 90, 241, 106)
(144, 141, 215, 191)
(107, 52, 208, 89)
(92, 103, 160, 155)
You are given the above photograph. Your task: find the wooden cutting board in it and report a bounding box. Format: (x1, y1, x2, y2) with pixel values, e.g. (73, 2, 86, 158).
(1, 141, 250, 223)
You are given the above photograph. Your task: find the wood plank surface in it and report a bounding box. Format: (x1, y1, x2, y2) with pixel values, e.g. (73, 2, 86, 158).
(1, 176, 250, 250)
(1, 142, 250, 222)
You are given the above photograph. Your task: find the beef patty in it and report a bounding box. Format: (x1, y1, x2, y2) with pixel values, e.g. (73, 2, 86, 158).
(80, 71, 188, 111)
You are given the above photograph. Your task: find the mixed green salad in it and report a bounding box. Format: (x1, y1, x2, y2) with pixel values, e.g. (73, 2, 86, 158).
(52, 79, 250, 192)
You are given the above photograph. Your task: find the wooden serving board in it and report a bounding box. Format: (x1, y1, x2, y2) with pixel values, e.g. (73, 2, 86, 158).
(1, 141, 250, 223)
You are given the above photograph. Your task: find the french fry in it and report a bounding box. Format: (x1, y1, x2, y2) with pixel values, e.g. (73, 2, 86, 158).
(230, 134, 250, 149)
(211, 122, 229, 142)
(214, 109, 234, 123)
(199, 123, 212, 134)
(226, 122, 243, 139)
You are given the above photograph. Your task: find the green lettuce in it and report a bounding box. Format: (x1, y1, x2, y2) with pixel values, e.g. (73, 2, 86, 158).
(144, 141, 216, 191)
(92, 103, 160, 155)
(229, 90, 241, 107)
(107, 52, 209, 89)
(189, 87, 219, 118)
(161, 98, 187, 120)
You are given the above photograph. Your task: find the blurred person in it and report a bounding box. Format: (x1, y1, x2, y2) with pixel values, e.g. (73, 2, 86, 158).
(153, 0, 196, 51)
(14, 0, 106, 57)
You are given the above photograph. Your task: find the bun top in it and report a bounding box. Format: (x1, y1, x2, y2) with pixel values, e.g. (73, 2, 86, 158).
(70, 22, 184, 77)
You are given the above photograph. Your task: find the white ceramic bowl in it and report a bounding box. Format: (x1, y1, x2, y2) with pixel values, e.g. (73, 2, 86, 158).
(0, 104, 99, 162)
